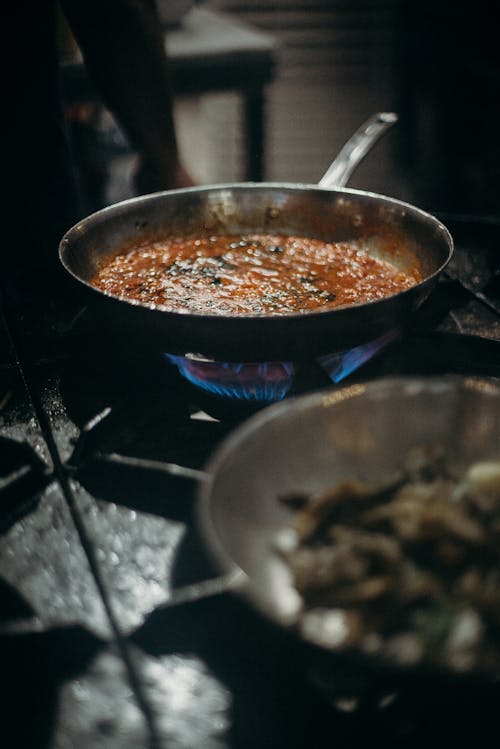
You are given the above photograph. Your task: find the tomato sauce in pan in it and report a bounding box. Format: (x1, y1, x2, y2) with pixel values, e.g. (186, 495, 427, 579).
(91, 234, 422, 316)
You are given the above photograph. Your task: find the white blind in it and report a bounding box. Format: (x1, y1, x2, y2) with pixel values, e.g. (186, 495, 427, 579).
(189, 0, 412, 199)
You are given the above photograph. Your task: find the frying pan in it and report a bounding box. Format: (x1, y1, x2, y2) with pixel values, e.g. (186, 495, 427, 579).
(194, 375, 500, 688)
(59, 113, 453, 361)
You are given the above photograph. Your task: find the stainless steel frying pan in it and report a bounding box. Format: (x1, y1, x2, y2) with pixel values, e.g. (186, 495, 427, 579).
(59, 113, 453, 361)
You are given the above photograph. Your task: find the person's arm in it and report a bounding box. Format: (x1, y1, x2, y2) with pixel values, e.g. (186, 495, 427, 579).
(60, 0, 193, 191)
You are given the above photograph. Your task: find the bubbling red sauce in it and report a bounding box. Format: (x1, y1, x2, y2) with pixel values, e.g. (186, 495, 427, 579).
(91, 233, 422, 316)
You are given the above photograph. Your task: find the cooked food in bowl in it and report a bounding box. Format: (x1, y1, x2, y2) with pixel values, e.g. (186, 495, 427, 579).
(276, 445, 500, 675)
(90, 233, 422, 316)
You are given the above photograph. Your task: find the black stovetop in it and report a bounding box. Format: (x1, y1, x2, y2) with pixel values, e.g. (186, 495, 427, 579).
(1, 214, 500, 748)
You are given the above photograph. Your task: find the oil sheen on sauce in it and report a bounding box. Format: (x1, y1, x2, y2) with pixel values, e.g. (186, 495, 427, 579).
(91, 234, 422, 316)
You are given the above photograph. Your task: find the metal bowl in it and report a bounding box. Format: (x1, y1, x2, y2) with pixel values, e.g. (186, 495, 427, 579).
(197, 375, 500, 689)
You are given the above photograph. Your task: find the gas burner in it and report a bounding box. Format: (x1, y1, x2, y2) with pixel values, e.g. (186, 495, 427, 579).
(2, 212, 500, 748)
(165, 329, 401, 405)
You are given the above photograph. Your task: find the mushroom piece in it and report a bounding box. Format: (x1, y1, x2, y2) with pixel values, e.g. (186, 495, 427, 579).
(276, 450, 500, 673)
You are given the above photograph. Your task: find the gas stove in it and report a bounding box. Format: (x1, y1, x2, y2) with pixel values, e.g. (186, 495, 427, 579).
(1, 213, 500, 747)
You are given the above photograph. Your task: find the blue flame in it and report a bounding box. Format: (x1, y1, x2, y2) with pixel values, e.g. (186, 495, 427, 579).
(165, 355, 295, 401)
(318, 329, 400, 383)
(165, 329, 399, 402)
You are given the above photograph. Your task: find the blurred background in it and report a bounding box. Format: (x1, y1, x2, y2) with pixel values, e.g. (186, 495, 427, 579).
(62, 0, 500, 219)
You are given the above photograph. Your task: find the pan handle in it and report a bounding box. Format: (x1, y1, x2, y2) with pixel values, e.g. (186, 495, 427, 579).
(318, 112, 398, 189)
